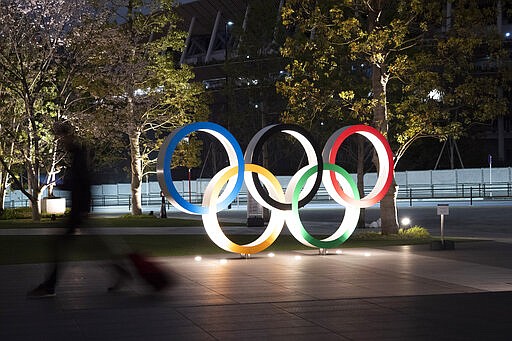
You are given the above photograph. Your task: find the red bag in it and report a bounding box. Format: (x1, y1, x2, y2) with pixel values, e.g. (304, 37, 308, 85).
(128, 253, 171, 291)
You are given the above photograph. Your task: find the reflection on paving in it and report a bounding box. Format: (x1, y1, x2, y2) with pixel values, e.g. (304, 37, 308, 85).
(1, 242, 511, 340)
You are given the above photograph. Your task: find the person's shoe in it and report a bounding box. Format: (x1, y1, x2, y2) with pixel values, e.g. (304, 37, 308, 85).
(27, 284, 55, 298)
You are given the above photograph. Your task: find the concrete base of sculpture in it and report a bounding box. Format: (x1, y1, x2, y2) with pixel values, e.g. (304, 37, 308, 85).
(247, 216, 265, 227)
(430, 240, 455, 250)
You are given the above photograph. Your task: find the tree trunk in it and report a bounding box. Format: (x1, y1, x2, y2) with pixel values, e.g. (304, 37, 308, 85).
(30, 197, 41, 221)
(47, 142, 59, 198)
(380, 179, 399, 234)
(371, 65, 388, 134)
(26, 119, 42, 222)
(129, 130, 143, 215)
(0, 116, 19, 214)
(26, 164, 41, 221)
(367, 1, 399, 234)
(25, 96, 42, 221)
(370, 61, 398, 234)
(0, 170, 7, 214)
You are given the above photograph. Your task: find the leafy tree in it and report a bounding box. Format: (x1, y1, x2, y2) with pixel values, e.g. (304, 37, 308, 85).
(171, 136, 202, 171)
(394, 0, 510, 165)
(278, 0, 508, 234)
(79, 0, 208, 215)
(0, 0, 95, 220)
(0, 87, 22, 213)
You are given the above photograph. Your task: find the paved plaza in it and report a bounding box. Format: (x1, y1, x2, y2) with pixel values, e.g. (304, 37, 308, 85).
(1, 202, 512, 340)
(1, 239, 512, 340)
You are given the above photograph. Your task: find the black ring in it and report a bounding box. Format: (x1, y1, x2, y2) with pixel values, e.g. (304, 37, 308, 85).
(245, 124, 323, 210)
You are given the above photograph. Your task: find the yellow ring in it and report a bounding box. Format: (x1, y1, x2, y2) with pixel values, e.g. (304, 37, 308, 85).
(202, 164, 285, 254)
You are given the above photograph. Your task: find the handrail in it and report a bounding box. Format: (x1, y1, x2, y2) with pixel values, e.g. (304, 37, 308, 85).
(3, 182, 511, 209)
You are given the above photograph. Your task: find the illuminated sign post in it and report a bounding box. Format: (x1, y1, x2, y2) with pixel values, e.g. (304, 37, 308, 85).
(157, 122, 394, 255)
(432, 204, 454, 250)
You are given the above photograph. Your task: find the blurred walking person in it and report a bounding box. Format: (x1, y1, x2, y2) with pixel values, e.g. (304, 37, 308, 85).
(27, 122, 129, 298)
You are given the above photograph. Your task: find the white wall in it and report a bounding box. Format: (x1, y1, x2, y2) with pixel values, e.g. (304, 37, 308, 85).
(4, 167, 512, 207)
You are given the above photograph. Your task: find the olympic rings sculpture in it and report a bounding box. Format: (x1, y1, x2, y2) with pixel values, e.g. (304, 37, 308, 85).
(157, 122, 393, 255)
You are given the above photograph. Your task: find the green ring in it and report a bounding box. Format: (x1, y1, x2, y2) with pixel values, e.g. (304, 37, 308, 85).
(292, 163, 360, 248)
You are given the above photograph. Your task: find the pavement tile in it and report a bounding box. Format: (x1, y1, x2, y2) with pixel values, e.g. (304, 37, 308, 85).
(212, 327, 349, 341)
(2, 241, 512, 340)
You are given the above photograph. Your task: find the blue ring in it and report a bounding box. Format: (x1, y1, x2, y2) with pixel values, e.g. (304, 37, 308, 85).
(160, 122, 244, 214)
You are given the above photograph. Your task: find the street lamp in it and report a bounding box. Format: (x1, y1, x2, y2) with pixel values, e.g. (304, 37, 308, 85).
(225, 21, 234, 61)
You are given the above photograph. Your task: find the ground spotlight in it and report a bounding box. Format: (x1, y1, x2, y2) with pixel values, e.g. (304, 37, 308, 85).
(401, 217, 411, 227)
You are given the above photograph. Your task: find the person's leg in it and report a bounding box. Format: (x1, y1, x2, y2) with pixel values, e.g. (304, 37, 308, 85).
(89, 234, 133, 292)
(27, 231, 72, 298)
(27, 209, 80, 298)
(44, 230, 75, 286)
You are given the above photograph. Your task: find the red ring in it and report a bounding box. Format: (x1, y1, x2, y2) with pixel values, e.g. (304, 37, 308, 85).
(328, 125, 394, 207)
